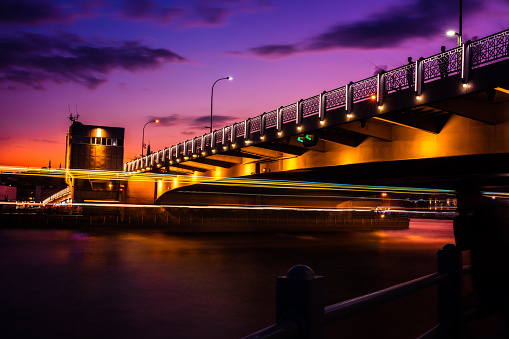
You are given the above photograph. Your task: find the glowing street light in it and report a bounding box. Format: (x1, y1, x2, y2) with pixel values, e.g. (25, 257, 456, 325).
(209, 76, 233, 133)
(141, 119, 159, 157)
(447, 30, 462, 47)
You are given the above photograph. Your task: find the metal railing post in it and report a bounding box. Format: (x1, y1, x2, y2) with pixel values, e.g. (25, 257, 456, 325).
(437, 243, 463, 338)
(276, 265, 324, 339)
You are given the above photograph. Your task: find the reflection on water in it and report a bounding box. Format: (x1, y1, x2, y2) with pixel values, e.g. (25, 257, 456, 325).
(0, 219, 455, 339)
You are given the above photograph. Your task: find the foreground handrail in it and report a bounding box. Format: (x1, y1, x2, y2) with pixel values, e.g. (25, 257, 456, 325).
(324, 271, 447, 323)
(242, 244, 466, 339)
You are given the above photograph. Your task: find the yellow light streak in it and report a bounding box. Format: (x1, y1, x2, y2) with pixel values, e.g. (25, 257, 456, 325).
(5, 165, 508, 198)
(495, 87, 509, 95)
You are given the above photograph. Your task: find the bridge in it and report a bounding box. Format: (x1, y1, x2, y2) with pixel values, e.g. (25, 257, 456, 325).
(123, 29, 509, 203)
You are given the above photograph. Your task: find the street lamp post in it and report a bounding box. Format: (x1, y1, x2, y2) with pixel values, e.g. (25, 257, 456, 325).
(447, 0, 462, 46)
(210, 76, 232, 133)
(141, 119, 159, 157)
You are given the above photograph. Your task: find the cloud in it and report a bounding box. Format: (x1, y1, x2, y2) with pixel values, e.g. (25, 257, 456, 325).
(0, 0, 273, 28)
(150, 114, 237, 130)
(119, 0, 273, 27)
(0, 0, 67, 26)
(247, 0, 483, 57)
(118, 0, 186, 24)
(0, 32, 187, 90)
(31, 138, 59, 144)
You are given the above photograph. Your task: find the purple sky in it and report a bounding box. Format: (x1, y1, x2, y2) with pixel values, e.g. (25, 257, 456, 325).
(1, 0, 509, 167)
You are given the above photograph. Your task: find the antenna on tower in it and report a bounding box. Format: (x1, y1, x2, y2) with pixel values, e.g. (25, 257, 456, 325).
(68, 104, 80, 122)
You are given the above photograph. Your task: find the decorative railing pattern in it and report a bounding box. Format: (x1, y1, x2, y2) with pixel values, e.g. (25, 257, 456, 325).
(282, 104, 297, 124)
(236, 121, 245, 137)
(352, 76, 377, 102)
(302, 95, 319, 117)
(422, 47, 462, 82)
(325, 86, 346, 110)
(250, 116, 261, 133)
(225, 126, 232, 141)
(204, 134, 212, 147)
(471, 30, 509, 67)
(384, 63, 414, 92)
(265, 110, 277, 129)
(215, 130, 223, 144)
(125, 28, 509, 172)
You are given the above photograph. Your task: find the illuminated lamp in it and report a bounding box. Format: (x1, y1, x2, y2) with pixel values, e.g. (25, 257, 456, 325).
(202, 151, 206, 155)
(277, 131, 282, 136)
(297, 126, 302, 131)
(416, 95, 421, 100)
(378, 105, 383, 110)
(371, 94, 376, 100)
(462, 83, 468, 88)
(320, 120, 325, 125)
(260, 136, 265, 140)
(346, 113, 353, 118)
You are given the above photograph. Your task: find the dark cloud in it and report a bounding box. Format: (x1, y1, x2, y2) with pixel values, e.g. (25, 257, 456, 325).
(248, 0, 483, 57)
(0, 32, 187, 90)
(249, 44, 298, 58)
(0, 0, 69, 25)
(151, 114, 237, 130)
(119, 0, 186, 24)
(0, 0, 273, 28)
(191, 114, 237, 129)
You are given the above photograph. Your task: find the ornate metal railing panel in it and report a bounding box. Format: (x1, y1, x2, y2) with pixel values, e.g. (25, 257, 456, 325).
(204, 134, 212, 147)
(178, 143, 184, 155)
(471, 30, 509, 68)
(195, 138, 202, 153)
(422, 47, 462, 83)
(250, 116, 261, 133)
(265, 110, 277, 129)
(186, 140, 193, 155)
(352, 76, 377, 103)
(236, 121, 245, 137)
(225, 126, 232, 141)
(384, 63, 414, 93)
(282, 104, 297, 124)
(325, 86, 346, 110)
(302, 95, 319, 117)
(215, 131, 223, 144)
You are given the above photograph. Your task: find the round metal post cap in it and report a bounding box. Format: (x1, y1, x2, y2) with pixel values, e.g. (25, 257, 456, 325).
(286, 265, 316, 279)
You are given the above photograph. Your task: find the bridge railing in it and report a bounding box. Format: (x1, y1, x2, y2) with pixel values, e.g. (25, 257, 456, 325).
(125, 28, 509, 173)
(242, 244, 472, 339)
(471, 29, 509, 68)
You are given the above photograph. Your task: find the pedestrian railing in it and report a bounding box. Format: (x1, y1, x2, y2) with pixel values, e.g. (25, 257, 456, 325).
(242, 244, 470, 339)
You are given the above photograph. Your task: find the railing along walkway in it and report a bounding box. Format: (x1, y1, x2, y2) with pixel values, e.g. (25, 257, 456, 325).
(242, 244, 474, 339)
